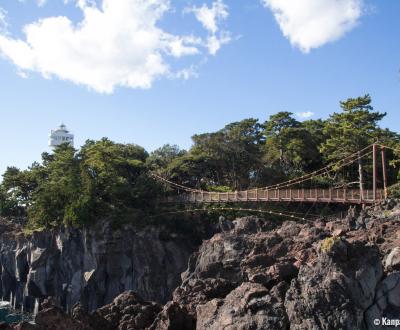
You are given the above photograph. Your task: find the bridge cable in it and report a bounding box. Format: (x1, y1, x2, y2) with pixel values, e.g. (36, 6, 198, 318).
(147, 207, 316, 223)
(150, 144, 374, 194)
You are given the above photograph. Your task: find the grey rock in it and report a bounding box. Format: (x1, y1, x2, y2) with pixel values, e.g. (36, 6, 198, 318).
(285, 241, 383, 330)
(365, 272, 400, 330)
(0, 222, 196, 312)
(384, 247, 400, 272)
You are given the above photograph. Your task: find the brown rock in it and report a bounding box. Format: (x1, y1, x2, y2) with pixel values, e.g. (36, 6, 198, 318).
(97, 291, 162, 330)
(196, 282, 288, 330)
(149, 302, 194, 330)
(35, 305, 83, 330)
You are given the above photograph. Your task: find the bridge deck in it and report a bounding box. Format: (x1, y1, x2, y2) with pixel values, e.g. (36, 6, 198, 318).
(165, 188, 383, 205)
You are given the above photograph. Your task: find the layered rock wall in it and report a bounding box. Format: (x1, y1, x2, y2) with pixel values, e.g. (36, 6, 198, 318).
(0, 220, 196, 312)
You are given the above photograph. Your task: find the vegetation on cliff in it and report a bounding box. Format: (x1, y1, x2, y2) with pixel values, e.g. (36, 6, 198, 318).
(1, 94, 399, 229)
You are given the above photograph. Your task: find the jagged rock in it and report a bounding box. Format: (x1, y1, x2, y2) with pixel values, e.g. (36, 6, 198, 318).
(232, 216, 275, 235)
(326, 220, 349, 236)
(196, 282, 289, 330)
(182, 218, 322, 286)
(365, 272, 400, 329)
(285, 240, 383, 330)
(174, 217, 327, 328)
(264, 260, 298, 286)
(34, 305, 83, 330)
(71, 303, 112, 330)
(13, 292, 162, 330)
(384, 247, 400, 272)
(172, 278, 235, 317)
(149, 302, 194, 330)
(218, 216, 234, 233)
(96, 291, 162, 329)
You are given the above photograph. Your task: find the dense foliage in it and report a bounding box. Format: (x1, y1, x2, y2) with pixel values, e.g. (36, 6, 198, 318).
(0, 139, 157, 228)
(1, 95, 399, 229)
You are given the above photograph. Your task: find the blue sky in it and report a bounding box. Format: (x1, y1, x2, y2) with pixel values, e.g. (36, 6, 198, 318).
(0, 0, 399, 176)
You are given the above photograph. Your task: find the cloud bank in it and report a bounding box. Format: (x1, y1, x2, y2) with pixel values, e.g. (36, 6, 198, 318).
(262, 0, 364, 53)
(0, 0, 230, 93)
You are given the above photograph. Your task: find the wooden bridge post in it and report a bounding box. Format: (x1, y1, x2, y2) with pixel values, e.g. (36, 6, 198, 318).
(381, 146, 388, 199)
(266, 189, 269, 201)
(358, 150, 365, 203)
(373, 143, 378, 202)
(255, 189, 259, 201)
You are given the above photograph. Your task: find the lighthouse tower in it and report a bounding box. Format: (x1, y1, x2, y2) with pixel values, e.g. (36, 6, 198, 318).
(48, 123, 74, 148)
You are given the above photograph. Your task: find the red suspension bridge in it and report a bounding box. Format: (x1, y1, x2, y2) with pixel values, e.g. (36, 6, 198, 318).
(152, 144, 395, 206)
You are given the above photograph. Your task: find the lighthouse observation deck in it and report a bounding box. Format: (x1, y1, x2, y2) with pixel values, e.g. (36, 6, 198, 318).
(49, 123, 74, 147)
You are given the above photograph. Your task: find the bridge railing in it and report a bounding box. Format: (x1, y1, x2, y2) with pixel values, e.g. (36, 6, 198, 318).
(164, 188, 383, 204)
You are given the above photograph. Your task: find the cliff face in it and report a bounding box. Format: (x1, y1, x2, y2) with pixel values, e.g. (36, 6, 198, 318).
(0, 219, 201, 313)
(3, 201, 400, 330)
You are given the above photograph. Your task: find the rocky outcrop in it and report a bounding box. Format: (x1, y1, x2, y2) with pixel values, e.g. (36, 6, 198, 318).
(94, 291, 162, 329)
(4, 200, 400, 329)
(365, 273, 400, 329)
(163, 203, 400, 330)
(149, 301, 194, 330)
(285, 240, 382, 329)
(0, 219, 202, 313)
(196, 281, 289, 330)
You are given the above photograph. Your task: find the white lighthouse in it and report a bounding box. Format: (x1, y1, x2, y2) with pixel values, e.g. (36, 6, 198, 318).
(48, 123, 74, 148)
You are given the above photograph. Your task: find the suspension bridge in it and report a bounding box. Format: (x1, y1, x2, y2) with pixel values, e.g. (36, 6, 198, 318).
(152, 144, 394, 206)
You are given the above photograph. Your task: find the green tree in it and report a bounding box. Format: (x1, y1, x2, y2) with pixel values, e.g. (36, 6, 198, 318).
(147, 144, 187, 176)
(79, 138, 153, 214)
(320, 95, 388, 189)
(263, 112, 321, 178)
(321, 94, 386, 162)
(28, 144, 80, 227)
(189, 118, 264, 189)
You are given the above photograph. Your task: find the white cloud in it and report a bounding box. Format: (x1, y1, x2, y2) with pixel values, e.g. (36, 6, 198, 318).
(262, 0, 364, 53)
(188, 0, 228, 34)
(185, 0, 231, 55)
(296, 111, 314, 119)
(0, 0, 230, 93)
(0, 8, 7, 33)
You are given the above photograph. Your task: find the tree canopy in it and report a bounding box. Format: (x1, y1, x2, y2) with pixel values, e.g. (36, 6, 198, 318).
(1, 95, 399, 229)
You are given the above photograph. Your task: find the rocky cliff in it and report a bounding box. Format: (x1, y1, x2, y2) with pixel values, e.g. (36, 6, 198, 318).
(3, 200, 400, 329)
(0, 218, 206, 314)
